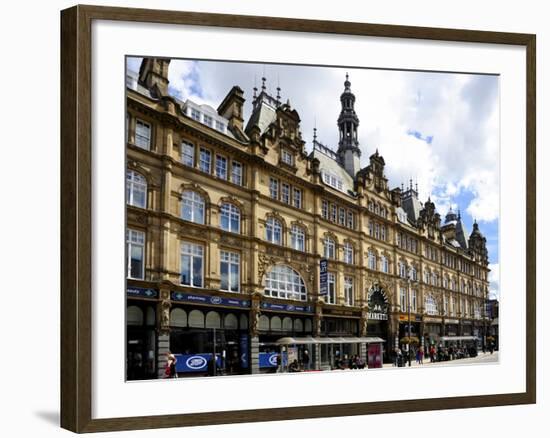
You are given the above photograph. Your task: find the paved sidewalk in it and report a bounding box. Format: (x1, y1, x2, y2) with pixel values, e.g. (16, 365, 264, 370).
(382, 351, 499, 369)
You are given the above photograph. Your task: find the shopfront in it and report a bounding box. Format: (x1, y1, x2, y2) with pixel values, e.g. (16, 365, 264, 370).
(398, 315, 422, 338)
(126, 286, 159, 380)
(321, 307, 361, 367)
(366, 285, 390, 362)
(423, 317, 443, 347)
(462, 321, 473, 336)
(445, 318, 460, 337)
(258, 301, 314, 373)
(169, 291, 250, 376)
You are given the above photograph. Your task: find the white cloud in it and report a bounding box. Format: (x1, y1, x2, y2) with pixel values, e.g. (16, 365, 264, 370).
(128, 57, 500, 226)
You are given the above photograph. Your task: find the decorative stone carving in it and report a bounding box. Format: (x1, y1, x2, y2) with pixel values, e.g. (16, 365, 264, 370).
(250, 292, 262, 337)
(360, 307, 369, 337)
(258, 253, 276, 283)
(313, 304, 322, 337)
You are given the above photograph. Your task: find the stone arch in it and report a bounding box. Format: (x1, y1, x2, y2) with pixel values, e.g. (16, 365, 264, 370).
(180, 183, 211, 225)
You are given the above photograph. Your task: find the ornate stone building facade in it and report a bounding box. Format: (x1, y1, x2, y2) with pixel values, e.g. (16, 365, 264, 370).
(125, 58, 491, 379)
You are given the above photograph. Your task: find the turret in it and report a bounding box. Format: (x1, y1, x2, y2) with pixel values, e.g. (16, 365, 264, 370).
(337, 73, 361, 177)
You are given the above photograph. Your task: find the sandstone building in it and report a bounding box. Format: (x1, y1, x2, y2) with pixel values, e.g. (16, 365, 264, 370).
(125, 58, 491, 379)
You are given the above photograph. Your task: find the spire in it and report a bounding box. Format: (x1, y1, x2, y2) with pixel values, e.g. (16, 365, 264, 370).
(337, 72, 360, 177)
(261, 76, 266, 92)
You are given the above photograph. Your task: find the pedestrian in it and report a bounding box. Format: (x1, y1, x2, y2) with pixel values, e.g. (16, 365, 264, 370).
(303, 349, 310, 371)
(429, 345, 436, 363)
(418, 346, 424, 364)
(164, 351, 177, 378)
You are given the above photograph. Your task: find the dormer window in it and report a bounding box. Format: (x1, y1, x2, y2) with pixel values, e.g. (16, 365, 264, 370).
(321, 170, 343, 191)
(203, 114, 213, 128)
(282, 149, 294, 166)
(191, 108, 201, 121)
(215, 120, 225, 132)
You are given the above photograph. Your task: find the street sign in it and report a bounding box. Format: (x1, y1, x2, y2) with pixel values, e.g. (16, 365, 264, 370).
(319, 258, 328, 295)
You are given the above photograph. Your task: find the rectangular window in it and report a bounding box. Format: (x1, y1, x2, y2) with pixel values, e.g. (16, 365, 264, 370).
(322, 200, 329, 219)
(269, 177, 279, 200)
(291, 225, 305, 251)
(293, 188, 302, 209)
(344, 276, 354, 306)
(126, 229, 145, 279)
(411, 289, 417, 312)
(324, 238, 336, 259)
(327, 273, 336, 304)
(347, 211, 354, 229)
(199, 148, 211, 173)
(344, 244, 353, 264)
(339, 207, 346, 226)
(231, 161, 243, 185)
(215, 155, 228, 179)
(400, 287, 407, 310)
(135, 119, 151, 150)
(281, 149, 293, 165)
(181, 242, 204, 287)
(182, 142, 194, 167)
(281, 183, 290, 204)
(330, 204, 337, 222)
(220, 251, 240, 293)
(215, 120, 225, 132)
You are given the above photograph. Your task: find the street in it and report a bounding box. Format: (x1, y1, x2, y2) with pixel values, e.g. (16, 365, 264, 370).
(382, 351, 499, 369)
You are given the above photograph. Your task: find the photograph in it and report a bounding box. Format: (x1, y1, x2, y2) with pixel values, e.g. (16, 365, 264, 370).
(125, 56, 500, 381)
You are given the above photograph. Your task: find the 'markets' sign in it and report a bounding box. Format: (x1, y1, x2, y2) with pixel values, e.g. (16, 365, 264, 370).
(368, 285, 389, 321)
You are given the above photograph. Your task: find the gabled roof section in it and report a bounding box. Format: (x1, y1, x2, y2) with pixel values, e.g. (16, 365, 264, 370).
(245, 92, 278, 135)
(455, 217, 469, 249)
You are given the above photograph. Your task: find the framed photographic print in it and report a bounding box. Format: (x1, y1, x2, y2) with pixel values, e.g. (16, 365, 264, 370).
(60, 4, 536, 433)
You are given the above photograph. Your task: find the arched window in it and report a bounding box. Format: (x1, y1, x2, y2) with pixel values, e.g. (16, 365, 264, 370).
(410, 266, 417, 281)
(425, 295, 438, 315)
(343, 242, 354, 264)
(126, 170, 147, 208)
(127, 306, 144, 326)
(290, 225, 305, 251)
(324, 236, 336, 259)
(170, 308, 187, 327)
(266, 217, 282, 244)
(368, 250, 377, 270)
(181, 190, 205, 224)
(264, 265, 307, 301)
(380, 255, 389, 273)
(220, 203, 240, 233)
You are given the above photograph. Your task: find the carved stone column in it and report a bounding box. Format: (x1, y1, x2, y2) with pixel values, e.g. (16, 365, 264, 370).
(249, 292, 262, 374)
(359, 306, 368, 361)
(313, 302, 323, 370)
(156, 287, 171, 378)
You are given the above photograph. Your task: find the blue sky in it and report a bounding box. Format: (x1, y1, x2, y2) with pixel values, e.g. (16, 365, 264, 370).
(128, 57, 500, 298)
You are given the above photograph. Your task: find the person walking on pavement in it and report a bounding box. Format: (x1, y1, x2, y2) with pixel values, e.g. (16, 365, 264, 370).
(164, 351, 177, 378)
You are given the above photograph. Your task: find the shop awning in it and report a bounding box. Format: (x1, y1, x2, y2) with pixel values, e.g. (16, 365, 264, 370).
(440, 336, 478, 341)
(274, 336, 385, 345)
